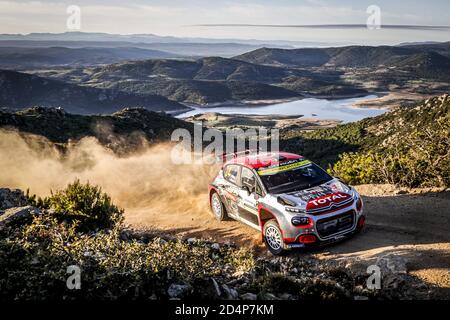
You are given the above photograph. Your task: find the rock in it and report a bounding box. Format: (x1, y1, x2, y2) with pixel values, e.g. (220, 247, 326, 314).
(0, 188, 28, 210)
(264, 293, 278, 300)
(376, 254, 408, 274)
(167, 283, 192, 299)
(383, 274, 404, 290)
(354, 295, 369, 300)
(191, 278, 221, 299)
(211, 243, 220, 250)
(0, 206, 41, 228)
(211, 278, 222, 297)
(222, 284, 239, 300)
(119, 231, 130, 241)
(187, 238, 197, 244)
(240, 293, 257, 300)
(279, 293, 293, 300)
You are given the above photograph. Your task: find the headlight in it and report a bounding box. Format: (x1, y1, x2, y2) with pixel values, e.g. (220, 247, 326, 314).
(285, 207, 304, 213)
(277, 196, 296, 206)
(291, 216, 311, 226)
(331, 180, 351, 193)
(356, 196, 363, 211)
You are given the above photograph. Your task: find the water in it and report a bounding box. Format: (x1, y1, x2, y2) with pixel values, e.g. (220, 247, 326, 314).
(176, 95, 386, 123)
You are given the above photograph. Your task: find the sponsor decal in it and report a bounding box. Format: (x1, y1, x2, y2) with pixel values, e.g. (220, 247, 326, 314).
(257, 159, 311, 176)
(306, 192, 352, 212)
(291, 185, 334, 202)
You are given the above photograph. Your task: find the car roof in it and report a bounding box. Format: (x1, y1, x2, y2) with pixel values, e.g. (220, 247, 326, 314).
(224, 151, 303, 169)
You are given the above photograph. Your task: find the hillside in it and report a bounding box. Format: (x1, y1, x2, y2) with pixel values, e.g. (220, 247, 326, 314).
(234, 44, 450, 81)
(0, 46, 180, 69)
(280, 94, 450, 187)
(84, 57, 304, 104)
(395, 52, 450, 81)
(0, 106, 192, 152)
(97, 78, 299, 104)
(233, 47, 334, 67)
(401, 41, 450, 58)
(234, 46, 417, 67)
(89, 57, 302, 82)
(0, 70, 186, 114)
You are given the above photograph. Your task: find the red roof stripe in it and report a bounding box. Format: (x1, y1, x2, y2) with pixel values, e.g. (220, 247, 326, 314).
(225, 152, 303, 169)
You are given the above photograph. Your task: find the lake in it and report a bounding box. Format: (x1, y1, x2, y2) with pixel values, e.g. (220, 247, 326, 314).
(176, 95, 386, 123)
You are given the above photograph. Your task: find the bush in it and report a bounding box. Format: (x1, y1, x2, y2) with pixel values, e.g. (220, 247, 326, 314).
(330, 117, 450, 188)
(0, 214, 256, 300)
(45, 180, 124, 232)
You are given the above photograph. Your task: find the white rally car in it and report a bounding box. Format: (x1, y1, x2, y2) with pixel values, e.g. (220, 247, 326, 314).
(208, 151, 365, 255)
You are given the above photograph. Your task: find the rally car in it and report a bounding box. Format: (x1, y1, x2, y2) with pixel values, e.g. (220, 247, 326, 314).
(208, 151, 365, 255)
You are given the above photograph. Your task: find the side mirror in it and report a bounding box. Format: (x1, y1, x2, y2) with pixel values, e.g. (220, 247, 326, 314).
(241, 186, 251, 196)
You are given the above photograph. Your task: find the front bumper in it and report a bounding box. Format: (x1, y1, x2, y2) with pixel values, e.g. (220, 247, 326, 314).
(281, 201, 365, 249)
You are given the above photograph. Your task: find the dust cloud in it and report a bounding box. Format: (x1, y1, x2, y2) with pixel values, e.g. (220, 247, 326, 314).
(0, 129, 219, 225)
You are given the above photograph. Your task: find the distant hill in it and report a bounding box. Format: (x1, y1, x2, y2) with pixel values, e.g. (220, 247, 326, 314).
(90, 57, 301, 82)
(96, 78, 299, 105)
(234, 44, 450, 81)
(400, 41, 450, 58)
(0, 31, 335, 47)
(394, 52, 450, 81)
(85, 57, 303, 104)
(0, 46, 180, 69)
(279, 76, 368, 97)
(327, 46, 416, 67)
(0, 70, 186, 114)
(234, 45, 418, 67)
(233, 47, 333, 67)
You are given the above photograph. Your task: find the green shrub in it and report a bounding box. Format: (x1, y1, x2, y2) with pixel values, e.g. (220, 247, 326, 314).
(45, 180, 124, 232)
(330, 115, 449, 188)
(0, 214, 256, 300)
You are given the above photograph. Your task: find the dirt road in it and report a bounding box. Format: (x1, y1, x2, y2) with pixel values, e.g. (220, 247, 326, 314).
(125, 184, 450, 295)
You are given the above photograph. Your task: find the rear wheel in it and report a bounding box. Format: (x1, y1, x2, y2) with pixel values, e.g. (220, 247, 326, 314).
(263, 219, 285, 255)
(210, 192, 227, 221)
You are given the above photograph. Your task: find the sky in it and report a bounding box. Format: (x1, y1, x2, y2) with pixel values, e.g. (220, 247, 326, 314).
(1, 0, 449, 44)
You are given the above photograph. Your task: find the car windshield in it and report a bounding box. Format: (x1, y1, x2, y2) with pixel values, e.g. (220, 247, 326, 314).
(257, 159, 332, 194)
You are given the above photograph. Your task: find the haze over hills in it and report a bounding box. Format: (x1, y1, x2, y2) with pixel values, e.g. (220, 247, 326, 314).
(0, 32, 339, 47)
(0, 32, 345, 58)
(0, 70, 186, 114)
(0, 46, 181, 69)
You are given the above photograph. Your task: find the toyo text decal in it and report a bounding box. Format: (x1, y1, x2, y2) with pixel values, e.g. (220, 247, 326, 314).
(306, 192, 353, 213)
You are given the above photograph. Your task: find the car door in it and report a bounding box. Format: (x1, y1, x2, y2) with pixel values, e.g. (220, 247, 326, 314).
(221, 164, 241, 218)
(237, 167, 261, 227)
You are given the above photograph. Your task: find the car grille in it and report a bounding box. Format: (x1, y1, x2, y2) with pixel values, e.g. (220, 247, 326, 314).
(316, 210, 355, 238)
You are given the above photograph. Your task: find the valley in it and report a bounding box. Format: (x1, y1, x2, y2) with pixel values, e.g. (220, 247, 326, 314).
(0, 30, 449, 301)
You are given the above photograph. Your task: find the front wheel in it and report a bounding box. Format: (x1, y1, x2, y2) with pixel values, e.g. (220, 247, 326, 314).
(263, 219, 285, 255)
(210, 192, 227, 221)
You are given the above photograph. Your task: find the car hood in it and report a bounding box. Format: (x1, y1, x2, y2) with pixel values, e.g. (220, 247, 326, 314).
(277, 179, 355, 214)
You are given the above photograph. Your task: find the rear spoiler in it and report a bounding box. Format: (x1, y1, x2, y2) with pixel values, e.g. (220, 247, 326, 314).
(217, 149, 258, 163)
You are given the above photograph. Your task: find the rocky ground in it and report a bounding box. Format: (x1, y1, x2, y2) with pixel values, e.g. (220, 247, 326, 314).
(1, 187, 445, 300)
(125, 184, 450, 299)
(184, 112, 340, 130)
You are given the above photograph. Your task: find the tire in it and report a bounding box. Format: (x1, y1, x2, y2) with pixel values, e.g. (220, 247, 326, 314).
(210, 192, 227, 221)
(263, 219, 285, 256)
